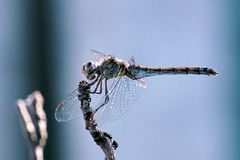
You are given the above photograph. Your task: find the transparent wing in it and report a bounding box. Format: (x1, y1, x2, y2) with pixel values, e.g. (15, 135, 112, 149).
(128, 56, 136, 65)
(55, 89, 82, 122)
(90, 49, 108, 61)
(92, 70, 123, 112)
(94, 75, 145, 125)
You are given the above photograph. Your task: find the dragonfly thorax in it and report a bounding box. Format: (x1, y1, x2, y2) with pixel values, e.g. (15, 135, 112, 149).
(98, 57, 126, 79)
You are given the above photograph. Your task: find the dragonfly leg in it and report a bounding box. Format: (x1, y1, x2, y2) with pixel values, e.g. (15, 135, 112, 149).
(90, 78, 103, 94)
(103, 78, 110, 104)
(94, 78, 110, 114)
(89, 75, 100, 86)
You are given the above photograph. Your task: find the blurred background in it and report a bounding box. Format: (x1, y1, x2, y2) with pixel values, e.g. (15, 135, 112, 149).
(0, 0, 239, 160)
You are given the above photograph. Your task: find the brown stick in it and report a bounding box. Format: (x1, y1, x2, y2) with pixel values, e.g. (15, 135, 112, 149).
(78, 81, 118, 160)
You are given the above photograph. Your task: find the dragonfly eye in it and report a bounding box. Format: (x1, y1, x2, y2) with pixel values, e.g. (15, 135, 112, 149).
(82, 61, 97, 80)
(86, 61, 92, 67)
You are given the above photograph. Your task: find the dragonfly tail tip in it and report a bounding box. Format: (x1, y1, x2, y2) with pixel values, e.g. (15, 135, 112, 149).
(208, 69, 219, 76)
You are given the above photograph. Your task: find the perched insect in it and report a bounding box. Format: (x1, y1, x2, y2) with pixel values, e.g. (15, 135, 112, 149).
(55, 50, 218, 124)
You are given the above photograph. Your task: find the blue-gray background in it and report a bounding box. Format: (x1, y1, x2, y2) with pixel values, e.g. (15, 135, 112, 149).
(0, 0, 239, 160)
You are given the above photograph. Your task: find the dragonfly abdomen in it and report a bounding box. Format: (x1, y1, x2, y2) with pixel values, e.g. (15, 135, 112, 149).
(127, 65, 218, 79)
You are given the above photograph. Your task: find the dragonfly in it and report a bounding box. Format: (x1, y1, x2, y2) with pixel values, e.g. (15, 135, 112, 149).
(55, 50, 218, 124)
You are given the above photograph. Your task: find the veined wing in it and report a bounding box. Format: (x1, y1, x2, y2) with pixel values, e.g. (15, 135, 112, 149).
(90, 49, 108, 61)
(94, 74, 145, 125)
(55, 89, 82, 122)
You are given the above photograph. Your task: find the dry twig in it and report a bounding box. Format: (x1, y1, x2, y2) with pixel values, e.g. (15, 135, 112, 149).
(78, 80, 118, 160)
(17, 91, 48, 160)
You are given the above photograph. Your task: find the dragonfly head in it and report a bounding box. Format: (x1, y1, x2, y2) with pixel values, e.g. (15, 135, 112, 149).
(82, 61, 97, 80)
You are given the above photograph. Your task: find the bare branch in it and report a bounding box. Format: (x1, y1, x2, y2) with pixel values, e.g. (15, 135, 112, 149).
(17, 91, 48, 160)
(78, 81, 118, 160)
